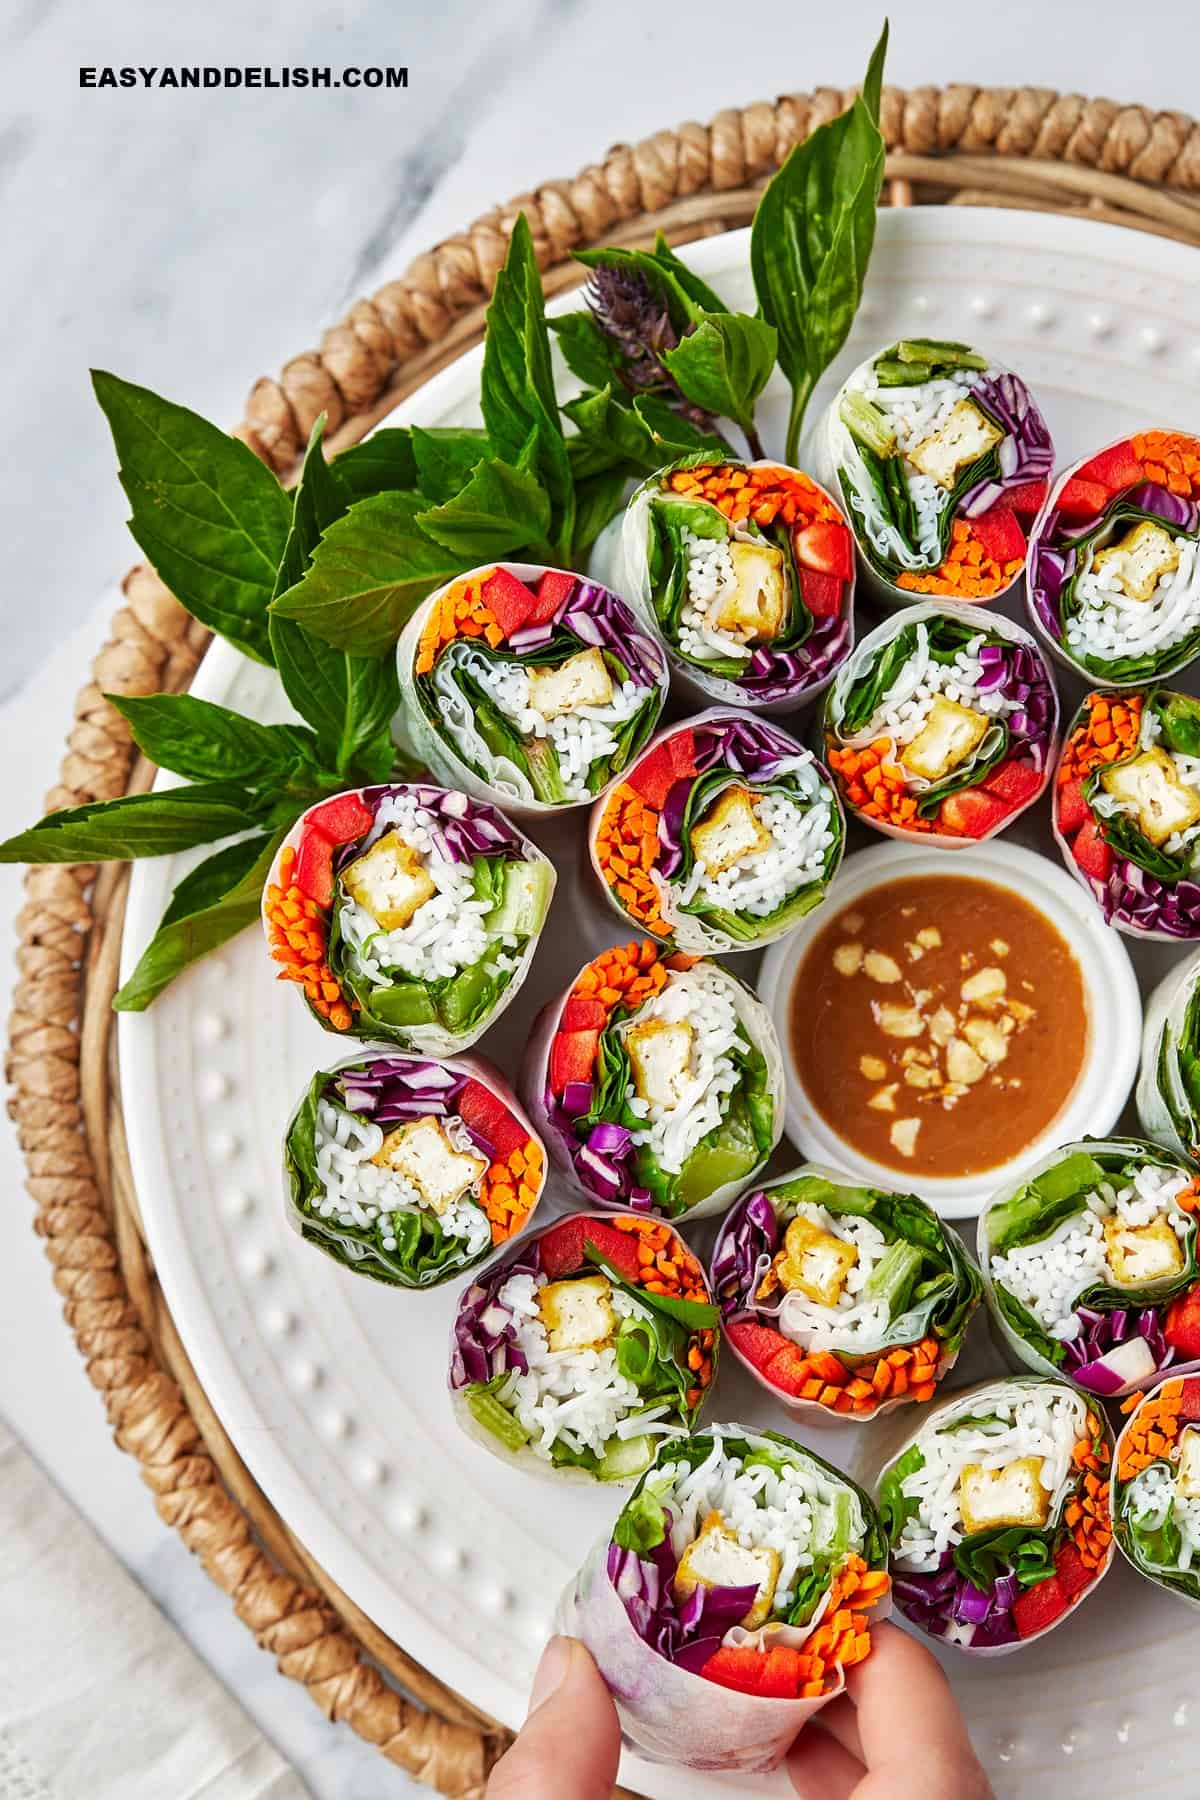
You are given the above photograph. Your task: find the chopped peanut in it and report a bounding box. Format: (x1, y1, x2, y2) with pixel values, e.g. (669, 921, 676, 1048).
(834, 942, 864, 976)
(864, 950, 903, 984)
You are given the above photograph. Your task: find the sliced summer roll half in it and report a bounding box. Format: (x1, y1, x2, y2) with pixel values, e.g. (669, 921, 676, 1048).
(262, 785, 554, 1050)
(822, 603, 1058, 843)
(591, 457, 855, 713)
(820, 338, 1053, 607)
(1028, 431, 1200, 688)
(396, 563, 668, 815)
(449, 1210, 718, 1483)
(1114, 1374, 1200, 1606)
(589, 710, 844, 952)
(981, 1139, 1200, 1399)
(521, 939, 784, 1222)
(712, 1166, 981, 1422)
(878, 1377, 1115, 1652)
(1137, 947, 1200, 1160)
(559, 1426, 890, 1772)
(283, 1051, 546, 1289)
(1053, 687, 1200, 939)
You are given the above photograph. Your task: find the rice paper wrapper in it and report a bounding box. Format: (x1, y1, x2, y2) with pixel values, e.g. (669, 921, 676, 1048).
(395, 561, 670, 819)
(262, 784, 555, 1055)
(447, 1208, 716, 1481)
(978, 1137, 1200, 1396)
(590, 462, 855, 717)
(1112, 1375, 1200, 1609)
(714, 1162, 979, 1425)
(872, 1375, 1116, 1656)
(1026, 435, 1200, 690)
(585, 707, 844, 955)
(519, 956, 786, 1223)
(282, 1048, 548, 1290)
(821, 601, 1059, 848)
(814, 349, 1053, 611)
(1136, 948, 1200, 1156)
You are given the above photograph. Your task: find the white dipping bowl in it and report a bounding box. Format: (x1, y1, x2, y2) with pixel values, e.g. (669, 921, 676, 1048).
(757, 840, 1142, 1218)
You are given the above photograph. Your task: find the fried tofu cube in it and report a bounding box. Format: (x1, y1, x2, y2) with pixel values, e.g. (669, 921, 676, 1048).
(1177, 1430, 1200, 1500)
(713, 540, 786, 643)
(692, 786, 773, 876)
(537, 1273, 614, 1353)
(959, 1458, 1050, 1534)
(907, 398, 1003, 491)
(1103, 1215, 1185, 1286)
(776, 1214, 859, 1306)
(341, 830, 435, 931)
(527, 648, 613, 719)
(673, 1511, 781, 1630)
(1099, 747, 1200, 848)
(901, 696, 990, 782)
(1093, 521, 1180, 602)
(370, 1116, 486, 1214)
(626, 1018, 693, 1109)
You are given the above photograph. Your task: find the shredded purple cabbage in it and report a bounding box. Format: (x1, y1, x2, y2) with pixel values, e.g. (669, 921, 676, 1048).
(1081, 854, 1200, 938)
(960, 371, 1054, 518)
(983, 640, 1057, 772)
(449, 1239, 542, 1389)
(331, 1057, 468, 1123)
(1061, 1305, 1174, 1382)
(735, 608, 852, 703)
(892, 1551, 1020, 1650)
(607, 1526, 759, 1672)
(710, 1189, 780, 1318)
(331, 784, 526, 876)
(566, 580, 667, 691)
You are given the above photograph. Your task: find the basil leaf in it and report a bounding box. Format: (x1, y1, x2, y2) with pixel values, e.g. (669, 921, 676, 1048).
(410, 426, 491, 504)
(0, 783, 262, 863)
(548, 312, 624, 389)
(646, 232, 731, 317)
(571, 468, 631, 560)
(270, 489, 463, 655)
(107, 692, 315, 784)
(269, 417, 401, 773)
(660, 311, 777, 451)
(416, 456, 552, 560)
(632, 396, 730, 460)
(92, 370, 291, 666)
(481, 214, 574, 560)
(749, 22, 888, 461)
(332, 428, 419, 498)
(113, 830, 283, 1011)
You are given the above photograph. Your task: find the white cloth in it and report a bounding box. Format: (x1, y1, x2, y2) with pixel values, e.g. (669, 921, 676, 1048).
(0, 1419, 310, 1800)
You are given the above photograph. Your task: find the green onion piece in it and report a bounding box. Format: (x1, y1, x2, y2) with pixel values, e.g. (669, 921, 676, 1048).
(838, 390, 897, 458)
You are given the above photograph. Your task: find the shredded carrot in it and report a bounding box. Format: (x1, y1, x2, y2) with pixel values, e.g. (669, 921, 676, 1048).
(665, 461, 840, 530)
(604, 1216, 717, 1399)
(826, 737, 936, 835)
(895, 519, 1022, 601)
(477, 1136, 544, 1245)
(414, 571, 505, 674)
(781, 1555, 891, 1696)
(1117, 1377, 1186, 1483)
(1069, 1426, 1114, 1569)
(570, 939, 668, 1022)
(1058, 691, 1144, 786)
(1132, 431, 1200, 501)
(764, 1335, 943, 1418)
(264, 846, 355, 1030)
(593, 784, 669, 933)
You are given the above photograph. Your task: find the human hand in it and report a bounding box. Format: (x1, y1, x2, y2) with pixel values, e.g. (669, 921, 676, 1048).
(487, 1636, 620, 1800)
(787, 1621, 992, 1800)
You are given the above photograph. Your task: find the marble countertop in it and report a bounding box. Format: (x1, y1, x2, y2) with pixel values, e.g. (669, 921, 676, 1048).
(3, 2, 1198, 1793)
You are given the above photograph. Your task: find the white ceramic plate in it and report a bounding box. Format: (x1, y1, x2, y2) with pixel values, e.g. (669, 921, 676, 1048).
(120, 210, 1200, 1797)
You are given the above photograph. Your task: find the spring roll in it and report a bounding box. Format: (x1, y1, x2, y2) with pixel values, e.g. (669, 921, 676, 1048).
(1113, 1374, 1200, 1607)
(558, 1425, 890, 1772)
(396, 562, 668, 815)
(1053, 686, 1200, 939)
(981, 1138, 1200, 1398)
(1137, 947, 1200, 1159)
(590, 457, 855, 713)
(448, 1210, 718, 1482)
(589, 710, 844, 952)
(262, 784, 554, 1051)
(283, 1050, 546, 1289)
(822, 602, 1058, 843)
(819, 338, 1052, 607)
(1028, 431, 1200, 688)
(712, 1165, 981, 1422)
(520, 939, 784, 1222)
(879, 1377, 1115, 1652)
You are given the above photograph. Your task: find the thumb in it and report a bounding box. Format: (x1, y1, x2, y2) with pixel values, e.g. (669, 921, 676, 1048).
(487, 1636, 621, 1800)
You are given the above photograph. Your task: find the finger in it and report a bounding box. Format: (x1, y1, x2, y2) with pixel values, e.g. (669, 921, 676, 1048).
(487, 1637, 621, 1800)
(807, 1693, 864, 1765)
(785, 1721, 865, 1800)
(844, 1624, 990, 1799)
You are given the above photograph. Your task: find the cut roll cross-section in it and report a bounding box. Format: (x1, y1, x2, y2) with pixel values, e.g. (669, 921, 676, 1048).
(1028, 431, 1200, 688)
(262, 784, 555, 1051)
(589, 710, 844, 952)
(1137, 948, 1200, 1162)
(558, 1426, 890, 1773)
(1053, 687, 1200, 939)
(819, 338, 1053, 608)
(878, 1377, 1115, 1652)
(712, 1165, 981, 1421)
(822, 603, 1058, 844)
(591, 457, 855, 713)
(1114, 1375, 1200, 1607)
(448, 1210, 719, 1482)
(282, 1051, 547, 1290)
(521, 940, 784, 1222)
(397, 562, 668, 815)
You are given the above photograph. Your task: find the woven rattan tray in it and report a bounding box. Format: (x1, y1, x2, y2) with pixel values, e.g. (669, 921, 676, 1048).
(10, 84, 1200, 1800)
